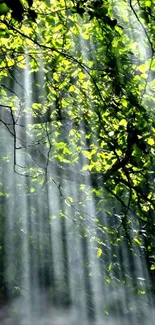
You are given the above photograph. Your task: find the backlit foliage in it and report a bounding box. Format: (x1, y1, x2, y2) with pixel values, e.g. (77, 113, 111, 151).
(0, 0, 155, 306)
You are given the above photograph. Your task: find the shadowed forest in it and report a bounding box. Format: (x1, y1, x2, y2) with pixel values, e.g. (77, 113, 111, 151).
(0, 0, 155, 324)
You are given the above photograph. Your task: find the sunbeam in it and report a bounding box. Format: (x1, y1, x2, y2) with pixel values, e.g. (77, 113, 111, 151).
(0, 0, 155, 324)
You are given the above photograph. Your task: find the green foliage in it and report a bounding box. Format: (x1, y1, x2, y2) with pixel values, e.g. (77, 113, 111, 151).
(0, 3, 9, 15)
(0, 0, 36, 21)
(0, 0, 155, 317)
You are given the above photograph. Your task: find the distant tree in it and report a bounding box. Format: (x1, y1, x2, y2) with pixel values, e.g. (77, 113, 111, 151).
(0, 0, 155, 315)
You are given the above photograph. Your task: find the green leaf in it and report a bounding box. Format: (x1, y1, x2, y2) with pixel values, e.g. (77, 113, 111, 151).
(92, 188, 101, 197)
(97, 248, 102, 258)
(138, 290, 146, 295)
(105, 277, 111, 284)
(0, 28, 9, 38)
(0, 3, 9, 15)
(30, 187, 35, 193)
(69, 85, 75, 92)
(138, 64, 148, 73)
(104, 306, 109, 316)
(145, 0, 151, 6)
(78, 71, 86, 80)
(133, 237, 142, 245)
(119, 119, 127, 126)
(121, 99, 128, 107)
(147, 138, 154, 146)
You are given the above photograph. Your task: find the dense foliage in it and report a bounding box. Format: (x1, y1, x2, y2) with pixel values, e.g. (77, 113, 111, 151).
(0, 0, 155, 320)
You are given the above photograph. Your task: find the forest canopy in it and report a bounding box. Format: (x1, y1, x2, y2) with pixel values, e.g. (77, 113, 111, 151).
(0, 0, 155, 322)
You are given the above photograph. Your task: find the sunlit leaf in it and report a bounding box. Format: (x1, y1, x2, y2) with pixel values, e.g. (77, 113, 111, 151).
(147, 138, 154, 146)
(108, 263, 112, 272)
(104, 306, 109, 316)
(30, 187, 35, 193)
(145, 0, 151, 6)
(119, 119, 127, 126)
(133, 237, 142, 245)
(97, 248, 102, 258)
(78, 71, 86, 80)
(69, 85, 75, 92)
